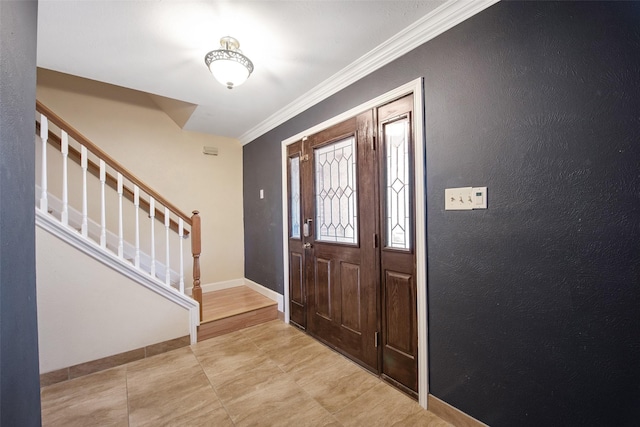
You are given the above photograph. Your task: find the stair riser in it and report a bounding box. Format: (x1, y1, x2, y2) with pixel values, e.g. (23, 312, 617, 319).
(197, 305, 278, 342)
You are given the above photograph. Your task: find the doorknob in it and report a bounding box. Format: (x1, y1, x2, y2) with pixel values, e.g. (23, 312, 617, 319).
(303, 242, 312, 249)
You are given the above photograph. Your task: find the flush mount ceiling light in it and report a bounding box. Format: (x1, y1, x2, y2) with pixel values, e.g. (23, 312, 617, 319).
(204, 36, 254, 89)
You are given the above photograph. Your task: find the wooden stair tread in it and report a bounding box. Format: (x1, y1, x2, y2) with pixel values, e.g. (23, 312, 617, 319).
(197, 286, 278, 342)
(201, 286, 277, 323)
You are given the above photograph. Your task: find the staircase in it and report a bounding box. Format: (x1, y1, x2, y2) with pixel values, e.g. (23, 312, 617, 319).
(35, 101, 280, 353)
(35, 101, 202, 345)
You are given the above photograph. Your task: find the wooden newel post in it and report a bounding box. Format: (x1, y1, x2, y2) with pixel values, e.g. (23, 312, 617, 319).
(191, 210, 203, 321)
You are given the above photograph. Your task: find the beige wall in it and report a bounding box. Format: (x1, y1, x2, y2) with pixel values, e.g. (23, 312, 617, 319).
(36, 68, 244, 285)
(36, 227, 191, 373)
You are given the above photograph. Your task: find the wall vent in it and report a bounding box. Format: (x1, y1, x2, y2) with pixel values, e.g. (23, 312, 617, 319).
(202, 146, 219, 156)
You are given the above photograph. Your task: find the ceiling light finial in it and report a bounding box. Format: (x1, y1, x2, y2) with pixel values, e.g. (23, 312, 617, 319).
(204, 36, 254, 89)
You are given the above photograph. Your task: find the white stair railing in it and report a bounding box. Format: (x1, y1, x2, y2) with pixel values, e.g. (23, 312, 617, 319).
(39, 116, 49, 213)
(61, 131, 69, 226)
(35, 101, 203, 311)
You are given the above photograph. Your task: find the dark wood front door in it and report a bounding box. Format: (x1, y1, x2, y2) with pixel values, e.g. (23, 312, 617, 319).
(304, 112, 378, 370)
(286, 94, 417, 392)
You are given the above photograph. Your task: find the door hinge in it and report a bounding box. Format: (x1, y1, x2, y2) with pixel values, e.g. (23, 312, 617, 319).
(372, 134, 377, 151)
(373, 233, 378, 248)
(375, 331, 380, 347)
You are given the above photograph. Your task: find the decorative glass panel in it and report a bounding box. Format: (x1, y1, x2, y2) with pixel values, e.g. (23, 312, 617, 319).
(289, 156, 301, 239)
(314, 137, 358, 244)
(385, 118, 411, 249)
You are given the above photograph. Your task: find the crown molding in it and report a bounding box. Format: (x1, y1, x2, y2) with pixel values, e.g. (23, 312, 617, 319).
(239, 0, 500, 145)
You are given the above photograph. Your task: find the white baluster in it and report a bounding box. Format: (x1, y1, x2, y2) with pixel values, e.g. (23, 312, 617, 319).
(134, 186, 140, 268)
(39, 115, 48, 213)
(117, 173, 124, 258)
(179, 218, 184, 293)
(99, 160, 107, 248)
(165, 207, 170, 286)
(149, 197, 156, 277)
(81, 146, 88, 237)
(61, 131, 69, 225)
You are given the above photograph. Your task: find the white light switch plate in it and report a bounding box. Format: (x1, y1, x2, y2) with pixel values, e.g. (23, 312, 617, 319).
(445, 186, 487, 210)
(445, 187, 473, 210)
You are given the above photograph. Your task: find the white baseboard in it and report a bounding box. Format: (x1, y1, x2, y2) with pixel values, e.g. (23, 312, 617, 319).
(190, 278, 245, 295)
(190, 277, 284, 312)
(243, 278, 284, 312)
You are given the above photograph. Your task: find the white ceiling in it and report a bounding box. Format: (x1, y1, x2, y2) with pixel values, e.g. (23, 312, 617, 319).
(37, 0, 494, 143)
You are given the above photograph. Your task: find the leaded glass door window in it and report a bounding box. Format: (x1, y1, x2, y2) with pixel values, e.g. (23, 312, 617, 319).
(384, 117, 411, 250)
(314, 136, 358, 244)
(289, 156, 301, 239)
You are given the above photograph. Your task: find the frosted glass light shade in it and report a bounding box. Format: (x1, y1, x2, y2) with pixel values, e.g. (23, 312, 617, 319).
(209, 59, 250, 89)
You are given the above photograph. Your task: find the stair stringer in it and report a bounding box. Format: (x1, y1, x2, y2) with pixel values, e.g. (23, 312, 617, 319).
(35, 208, 199, 344)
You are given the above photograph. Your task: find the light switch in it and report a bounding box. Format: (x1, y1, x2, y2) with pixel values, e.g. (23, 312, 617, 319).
(445, 187, 473, 210)
(471, 187, 487, 209)
(445, 186, 487, 210)
(259, 189, 264, 199)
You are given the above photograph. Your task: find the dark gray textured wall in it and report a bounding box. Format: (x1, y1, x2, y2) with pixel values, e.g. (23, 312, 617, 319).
(424, 2, 640, 426)
(243, 130, 286, 292)
(243, 2, 640, 425)
(0, 0, 42, 425)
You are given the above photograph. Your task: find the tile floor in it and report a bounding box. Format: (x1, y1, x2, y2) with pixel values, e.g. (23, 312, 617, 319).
(41, 320, 451, 426)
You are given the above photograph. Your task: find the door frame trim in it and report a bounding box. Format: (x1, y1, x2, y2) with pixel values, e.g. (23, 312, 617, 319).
(280, 78, 428, 408)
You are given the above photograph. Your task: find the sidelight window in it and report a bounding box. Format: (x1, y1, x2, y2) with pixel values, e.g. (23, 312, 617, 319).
(384, 117, 411, 249)
(289, 156, 301, 239)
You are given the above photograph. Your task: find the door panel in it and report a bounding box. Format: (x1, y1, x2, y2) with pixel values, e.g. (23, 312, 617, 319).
(382, 267, 416, 391)
(384, 271, 413, 355)
(314, 257, 332, 320)
(340, 262, 361, 333)
(289, 251, 304, 326)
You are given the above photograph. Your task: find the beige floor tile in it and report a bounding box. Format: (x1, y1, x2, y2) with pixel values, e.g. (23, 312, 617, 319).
(193, 328, 248, 351)
(293, 352, 380, 413)
(128, 386, 228, 427)
(126, 346, 196, 371)
(209, 356, 286, 403)
(223, 374, 336, 427)
(288, 346, 359, 380)
(240, 318, 299, 338)
(193, 336, 267, 386)
(126, 347, 202, 391)
(335, 382, 433, 427)
(261, 334, 328, 372)
(39, 319, 451, 427)
(191, 330, 260, 360)
(126, 347, 225, 426)
(41, 366, 128, 427)
(242, 320, 312, 351)
(277, 337, 337, 372)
